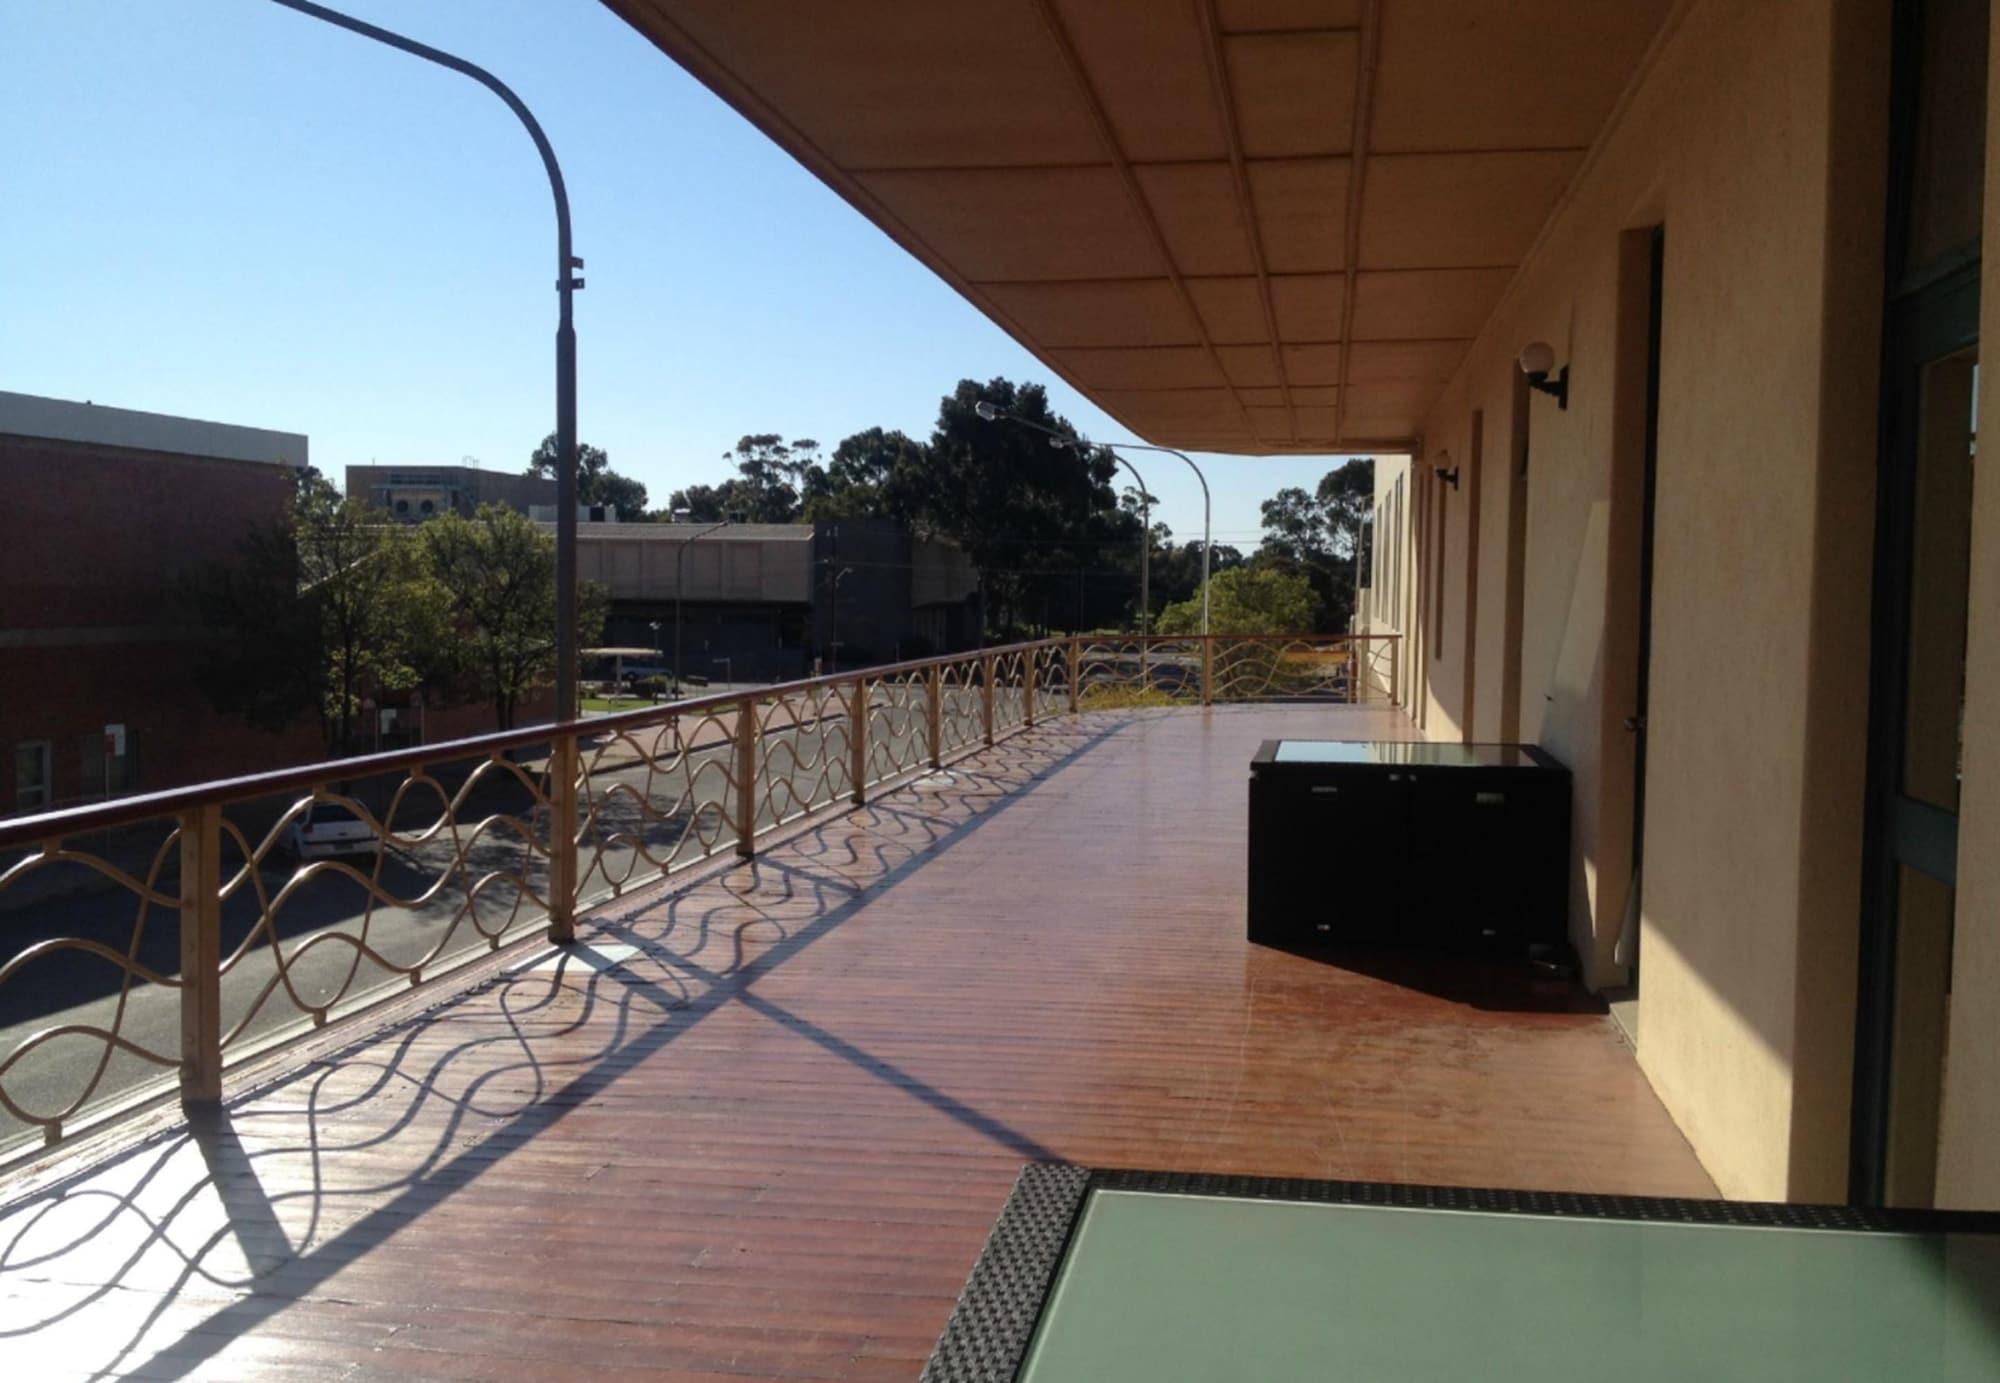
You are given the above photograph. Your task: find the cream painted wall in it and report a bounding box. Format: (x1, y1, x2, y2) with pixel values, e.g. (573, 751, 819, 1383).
(1406, 0, 1889, 1199)
(1469, 385, 1526, 742)
(1364, 456, 1415, 706)
(1934, 1, 2000, 1211)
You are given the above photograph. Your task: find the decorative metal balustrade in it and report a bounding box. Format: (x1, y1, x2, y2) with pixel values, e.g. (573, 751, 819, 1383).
(0, 632, 1397, 1168)
(1078, 632, 1401, 707)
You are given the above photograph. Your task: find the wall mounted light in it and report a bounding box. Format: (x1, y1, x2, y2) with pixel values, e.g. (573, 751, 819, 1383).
(1518, 340, 1569, 410)
(1433, 451, 1460, 489)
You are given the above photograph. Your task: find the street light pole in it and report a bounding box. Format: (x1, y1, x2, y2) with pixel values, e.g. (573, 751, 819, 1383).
(1102, 453, 1151, 638)
(265, 0, 584, 719)
(674, 516, 733, 697)
(973, 402, 1211, 638)
(827, 565, 853, 674)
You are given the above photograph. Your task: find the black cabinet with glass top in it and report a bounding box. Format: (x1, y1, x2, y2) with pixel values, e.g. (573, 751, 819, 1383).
(1247, 740, 1571, 952)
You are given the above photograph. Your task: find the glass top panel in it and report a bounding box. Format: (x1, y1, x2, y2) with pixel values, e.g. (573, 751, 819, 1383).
(1272, 741, 1535, 768)
(1021, 1190, 2000, 1383)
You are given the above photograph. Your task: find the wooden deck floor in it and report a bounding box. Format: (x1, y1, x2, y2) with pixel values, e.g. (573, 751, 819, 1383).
(0, 706, 1713, 1381)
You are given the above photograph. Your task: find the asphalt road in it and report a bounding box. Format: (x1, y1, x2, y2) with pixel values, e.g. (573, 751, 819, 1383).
(0, 691, 990, 1153)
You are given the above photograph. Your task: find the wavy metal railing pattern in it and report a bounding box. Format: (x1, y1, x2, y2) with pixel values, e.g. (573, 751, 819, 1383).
(866, 671, 928, 784)
(217, 759, 554, 1055)
(1075, 634, 1392, 705)
(1211, 636, 1357, 701)
(759, 684, 855, 832)
(0, 633, 1398, 1164)
(0, 829, 184, 1142)
(576, 705, 742, 906)
(1078, 637, 1202, 700)
(991, 649, 1027, 734)
(937, 659, 981, 757)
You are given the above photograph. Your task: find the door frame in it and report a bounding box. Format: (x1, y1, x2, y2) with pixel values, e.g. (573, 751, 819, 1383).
(1849, 0, 1985, 1206)
(1851, 261, 1979, 1204)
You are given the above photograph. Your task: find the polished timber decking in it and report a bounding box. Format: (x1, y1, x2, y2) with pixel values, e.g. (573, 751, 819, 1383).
(0, 706, 1713, 1381)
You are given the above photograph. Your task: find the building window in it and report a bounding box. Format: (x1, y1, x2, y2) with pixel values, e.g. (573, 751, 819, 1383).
(14, 741, 50, 811)
(395, 499, 409, 514)
(420, 499, 435, 515)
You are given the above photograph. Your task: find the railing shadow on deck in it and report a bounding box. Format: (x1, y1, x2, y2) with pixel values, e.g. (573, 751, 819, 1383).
(0, 718, 1126, 1382)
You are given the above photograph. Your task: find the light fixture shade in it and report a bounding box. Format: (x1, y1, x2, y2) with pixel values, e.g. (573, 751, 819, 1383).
(974, 400, 1000, 421)
(1518, 340, 1557, 376)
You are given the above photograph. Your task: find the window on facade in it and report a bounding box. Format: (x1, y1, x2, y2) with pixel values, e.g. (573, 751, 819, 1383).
(14, 741, 50, 811)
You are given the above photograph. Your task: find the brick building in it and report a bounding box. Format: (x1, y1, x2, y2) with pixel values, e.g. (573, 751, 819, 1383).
(1, 393, 535, 816)
(2, 392, 319, 812)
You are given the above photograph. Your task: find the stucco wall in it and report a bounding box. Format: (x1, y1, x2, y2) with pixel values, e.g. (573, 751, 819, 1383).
(1363, 456, 1415, 705)
(1409, 0, 1889, 1199)
(1934, 2, 2000, 1210)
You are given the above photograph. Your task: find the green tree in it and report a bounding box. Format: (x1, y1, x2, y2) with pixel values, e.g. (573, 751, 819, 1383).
(1148, 537, 1246, 612)
(916, 379, 1141, 635)
(189, 467, 426, 754)
(667, 434, 824, 522)
(662, 379, 1157, 635)
(1156, 565, 1318, 636)
(420, 504, 606, 729)
(526, 434, 649, 516)
(1255, 457, 1374, 631)
(800, 427, 926, 521)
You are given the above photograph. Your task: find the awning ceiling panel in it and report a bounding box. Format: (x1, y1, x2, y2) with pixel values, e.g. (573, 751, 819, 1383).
(606, 0, 1676, 453)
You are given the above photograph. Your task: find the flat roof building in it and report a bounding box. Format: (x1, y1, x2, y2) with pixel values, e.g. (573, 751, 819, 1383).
(345, 463, 556, 522)
(1, 392, 311, 810)
(563, 516, 982, 681)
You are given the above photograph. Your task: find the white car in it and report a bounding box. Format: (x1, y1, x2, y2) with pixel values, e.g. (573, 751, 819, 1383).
(284, 801, 380, 859)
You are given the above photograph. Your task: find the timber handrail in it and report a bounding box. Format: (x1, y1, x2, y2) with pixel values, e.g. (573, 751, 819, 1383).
(0, 630, 1398, 1167)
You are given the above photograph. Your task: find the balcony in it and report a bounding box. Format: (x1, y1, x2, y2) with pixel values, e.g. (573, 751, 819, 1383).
(0, 637, 1711, 1378)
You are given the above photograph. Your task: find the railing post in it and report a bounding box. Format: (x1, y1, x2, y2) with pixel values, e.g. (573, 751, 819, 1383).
(734, 695, 759, 859)
(178, 803, 223, 1106)
(1349, 639, 1360, 704)
(850, 676, 869, 805)
(927, 663, 944, 770)
(981, 654, 995, 746)
(1023, 645, 1037, 729)
(1201, 636, 1215, 707)
(547, 733, 578, 944)
(1390, 637, 1401, 706)
(1068, 637, 1081, 714)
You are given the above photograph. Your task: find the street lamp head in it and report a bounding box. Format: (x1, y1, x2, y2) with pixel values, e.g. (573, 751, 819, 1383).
(672, 507, 691, 522)
(973, 400, 1001, 422)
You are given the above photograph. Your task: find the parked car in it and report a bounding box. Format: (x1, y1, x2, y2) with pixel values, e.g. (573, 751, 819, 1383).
(284, 801, 380, 859)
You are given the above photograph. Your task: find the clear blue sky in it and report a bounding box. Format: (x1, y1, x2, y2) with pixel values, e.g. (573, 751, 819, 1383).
(0, 0, 1380, 549)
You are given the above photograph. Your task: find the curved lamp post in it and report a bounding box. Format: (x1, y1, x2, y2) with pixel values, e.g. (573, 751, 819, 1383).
(673, 516, 733, 696)
(265, 0, 584, 719)
(973, 402, 1212, 638)
(826, 564, 854, 674)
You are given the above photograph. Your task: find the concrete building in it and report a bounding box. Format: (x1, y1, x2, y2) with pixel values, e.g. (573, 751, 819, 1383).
(344, 463, 555, 521)
(569, 516, 981, 681)
(610, 0, 2000, 1209)
(1, 392, 313, 809)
